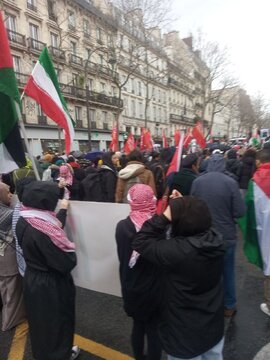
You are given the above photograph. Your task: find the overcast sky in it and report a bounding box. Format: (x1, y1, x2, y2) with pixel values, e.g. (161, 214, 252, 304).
(170, 0, 270, 101)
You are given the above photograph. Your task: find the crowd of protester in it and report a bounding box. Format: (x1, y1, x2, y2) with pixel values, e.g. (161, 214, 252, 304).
(0, 138, 270, 360)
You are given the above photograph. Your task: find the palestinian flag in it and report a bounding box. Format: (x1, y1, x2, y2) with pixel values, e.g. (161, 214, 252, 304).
(239, 163, 270, 274)
(24, 47, 74, 154)
(0, 12, 26, 173)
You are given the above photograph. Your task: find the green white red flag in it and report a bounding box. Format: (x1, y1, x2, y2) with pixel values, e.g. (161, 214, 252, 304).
(24, 47, 74, 154)
(239, 163, 270, 274)
(0, 11, 26, 173)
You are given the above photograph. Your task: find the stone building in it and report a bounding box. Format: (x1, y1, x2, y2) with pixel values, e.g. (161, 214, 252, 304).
(3, 0, 211, 155)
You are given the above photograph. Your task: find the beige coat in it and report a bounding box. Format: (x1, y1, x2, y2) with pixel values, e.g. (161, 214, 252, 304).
(115, 161, 156, 203)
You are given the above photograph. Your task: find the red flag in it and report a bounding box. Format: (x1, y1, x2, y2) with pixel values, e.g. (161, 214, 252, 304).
(174, 129, 180, 146)
(124, 133, 135, 154)
(162, 129, 168, 148)
(140, 128, 153, 151)
(140, 128, 146, 150)
(183, 128, 193, 149)
(109, 123, 118, 151)
(166, 131, 185, 177)
(192, 121, 206, 149)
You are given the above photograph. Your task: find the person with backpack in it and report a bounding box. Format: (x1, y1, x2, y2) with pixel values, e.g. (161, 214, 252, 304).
(115, 150, 156, 203)
(81, 152, 118, 202)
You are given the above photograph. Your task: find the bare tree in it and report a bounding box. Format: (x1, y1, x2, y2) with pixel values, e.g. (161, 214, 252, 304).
(251, 93, 270, 130)
(192, 33, 239, 134)
(107, 0, 173, 133)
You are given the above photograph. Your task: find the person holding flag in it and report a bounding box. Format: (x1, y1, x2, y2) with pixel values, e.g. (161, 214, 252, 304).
(0, 11, 26, 174)
(239, 149, 270, 317)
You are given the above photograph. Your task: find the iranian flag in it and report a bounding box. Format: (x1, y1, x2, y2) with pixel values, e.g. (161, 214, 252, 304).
(0, 12, 26, 173)
(239, 163, 270, 274)
(24, 47, 74, 154)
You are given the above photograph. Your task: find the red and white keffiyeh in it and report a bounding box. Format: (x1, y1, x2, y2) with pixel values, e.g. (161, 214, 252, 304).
(20, 205, 75, 252)
(128, 184, 156, 268)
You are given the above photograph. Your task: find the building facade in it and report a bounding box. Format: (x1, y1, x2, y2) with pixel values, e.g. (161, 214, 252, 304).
(3, 0, 211, 155)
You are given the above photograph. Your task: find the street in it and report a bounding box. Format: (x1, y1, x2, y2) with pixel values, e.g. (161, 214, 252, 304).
(0, 236, 269, 360)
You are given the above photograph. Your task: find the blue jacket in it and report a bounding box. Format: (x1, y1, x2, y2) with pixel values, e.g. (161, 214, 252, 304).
(191, 154, 246, 247)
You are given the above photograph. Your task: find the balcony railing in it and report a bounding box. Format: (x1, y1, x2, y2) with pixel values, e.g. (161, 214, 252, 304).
(76, 119, 83, 128)
(169, 113, 195, 125)
(84, 60, 119, 80)
(28, 37, 46, 52)
(69, 53, 83, 66)
(27, 2, 37, 12)
(7, 29, 26, 47)
(48, 46, 65, 61)
(59, 84, 123, 108)
(38, 115, 47, 125)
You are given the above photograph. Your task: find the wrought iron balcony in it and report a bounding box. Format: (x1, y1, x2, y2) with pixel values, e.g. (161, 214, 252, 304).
(28, 37, 46, 52)
(84, 60, 119, 80)
(59, 84, 123, 108)
(7, 29, 26, 47)
(91, 121, 97, 129)
(69, 53, 83, 66)
(48, 46, 65, 61)
(170, 113, 195, 125)
(38, 115, 47, 125)
(76, 119, 83, 128)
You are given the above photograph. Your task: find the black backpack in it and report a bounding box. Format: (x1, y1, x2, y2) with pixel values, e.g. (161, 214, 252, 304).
(81, 169, 106, 202)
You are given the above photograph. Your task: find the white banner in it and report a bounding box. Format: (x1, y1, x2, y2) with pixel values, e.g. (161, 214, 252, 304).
(66, 201, 129, 297)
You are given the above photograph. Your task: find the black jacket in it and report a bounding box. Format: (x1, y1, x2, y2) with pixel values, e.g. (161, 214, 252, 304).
(16, 209, 77, 360)
(238, 157, 256, 189)
(115, 216, 164, 321)
(133, 214, 225, 359)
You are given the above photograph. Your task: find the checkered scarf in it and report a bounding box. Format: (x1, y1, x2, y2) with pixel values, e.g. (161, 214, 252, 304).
(0, 202, 13, 256)
(128, 184, 156, 268)
(20, 205, 75, 252)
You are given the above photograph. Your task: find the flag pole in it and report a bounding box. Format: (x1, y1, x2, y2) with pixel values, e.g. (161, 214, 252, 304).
(18, 93, 40, 180)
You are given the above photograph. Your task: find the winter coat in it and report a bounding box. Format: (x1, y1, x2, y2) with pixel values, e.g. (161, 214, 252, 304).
(133, 214, 225, 359)
(16, 209, 77, 360)
(238, 156, 256, 189)
(170, 168, 198, 195)
(99, 165, 118, 202)
(191, 154, 246, 247)
(115, 161, 156, 203)
(115, 217, 164, 320)
(225, 158, 241, 180)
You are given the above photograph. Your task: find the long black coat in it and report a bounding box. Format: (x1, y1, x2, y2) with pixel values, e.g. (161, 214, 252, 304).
(133, 215, 225, 359)
(16, 209, 77, 360)
(115, 216, 164, 321)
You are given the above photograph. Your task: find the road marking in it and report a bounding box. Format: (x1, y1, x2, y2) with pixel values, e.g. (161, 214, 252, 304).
(8, 321, 28, 360)
(74, 334, 134, 360)
(7, 323, 134, 360)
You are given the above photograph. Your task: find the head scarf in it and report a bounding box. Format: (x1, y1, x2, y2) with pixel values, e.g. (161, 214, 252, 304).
(128, 184, 157, 267)
(20, 181, 75, 252)
(59, 164, 73, 186)
(128, 184, 157, 231)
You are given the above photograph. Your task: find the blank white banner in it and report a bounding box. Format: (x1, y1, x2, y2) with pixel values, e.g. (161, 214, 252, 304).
(66, 201, 129, 297)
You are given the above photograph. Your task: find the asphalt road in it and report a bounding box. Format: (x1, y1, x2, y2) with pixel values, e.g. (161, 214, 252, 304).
(1, 236, 270, 360)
